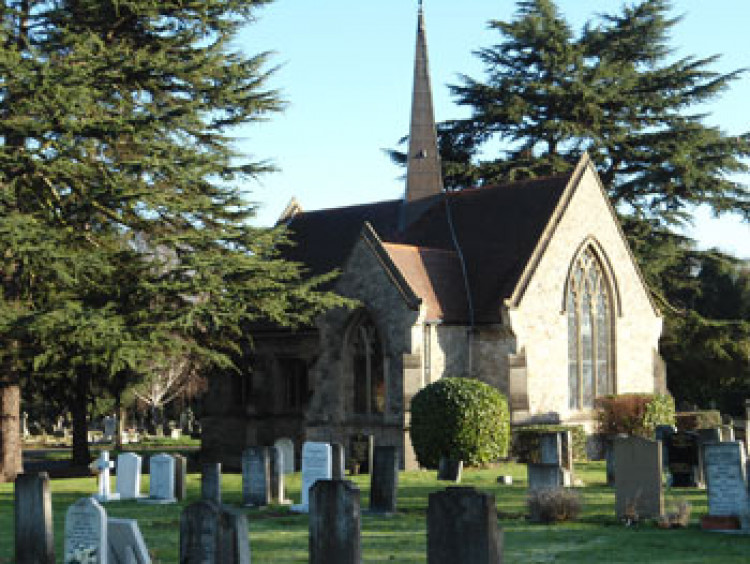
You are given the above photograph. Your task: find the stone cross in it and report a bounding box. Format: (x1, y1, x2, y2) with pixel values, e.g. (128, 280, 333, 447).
(92, 451, 120, 502)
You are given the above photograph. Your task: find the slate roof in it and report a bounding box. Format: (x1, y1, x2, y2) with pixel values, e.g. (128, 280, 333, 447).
(282, 173, 572, 324)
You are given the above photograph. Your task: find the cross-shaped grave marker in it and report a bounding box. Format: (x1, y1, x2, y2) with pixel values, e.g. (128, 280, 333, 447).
(90, 450, 120, 502)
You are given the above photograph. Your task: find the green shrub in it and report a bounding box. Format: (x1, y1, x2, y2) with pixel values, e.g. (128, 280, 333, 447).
(596, 393, 675, 437)
(512, 425, 587, 462)
(409, 377, 510, 468)
(674, 410, 721, 431)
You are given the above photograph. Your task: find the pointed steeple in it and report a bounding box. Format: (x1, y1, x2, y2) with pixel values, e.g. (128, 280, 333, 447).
(405, 1, 443, 204)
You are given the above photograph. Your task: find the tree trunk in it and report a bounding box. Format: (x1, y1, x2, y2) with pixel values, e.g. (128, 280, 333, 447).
(0, 383, 22, 482)
(71, 370, 91, 465)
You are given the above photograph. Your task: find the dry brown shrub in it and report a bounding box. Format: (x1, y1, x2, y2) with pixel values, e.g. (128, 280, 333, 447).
(527, 487, 581, 523)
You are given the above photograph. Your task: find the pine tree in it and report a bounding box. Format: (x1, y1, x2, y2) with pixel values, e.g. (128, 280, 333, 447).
(0, 1, 344, 475)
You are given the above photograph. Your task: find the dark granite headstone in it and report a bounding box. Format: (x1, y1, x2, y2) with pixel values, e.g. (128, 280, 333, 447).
(654, 425, 676, 469)
(331, 443, 345, 480)
(242, 447, 270, 507)
(309, 480, 361, 564)
(614, 436, 663, 520)
(179, 500, 250, 563)
(349, 434, 374, 474)
(667, 431, 700, 487)
(174, 454, 187, 502)
(427, 487, 503, 564)
(201, 462, 222, 504)
(15, 472, 55, 564)
(369, 446, 398, 514)
(437, 457, 463, 482)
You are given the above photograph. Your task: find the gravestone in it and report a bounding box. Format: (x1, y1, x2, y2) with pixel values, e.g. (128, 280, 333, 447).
(697, 427, 722, 486)
(292, 441, 332, 512)
(139, 453, 176, 503)
(274, 438, 295, 474)
(103, 416, 117, 442)
(437, 457, 463, 483)
(654, 425, 676, 469)
(65, 497, 107, 564)
(116, 453, 142, 500)
(666, 431, 700, 487)
(202, 463, 222, 504)
(369, 446, 398, 514)
(174, 454, 188, 502)
(179, 500, 251, 563)
(93, 451, 120, 502)
(107, 518, 151, 563)
(703, 442, 750, 529)
(428, 487, 503, 564)
(349, 433, 374, 474)
(527, 433, 566, 491)
(269, 446, 290, 504)
(331, 442, 346, 480)
(15, 472, 55, 564)
(309, 480, 361, 564)
(614, 436, 663, 520)
(242, 447, 270, 507)
(720, 424, 735, 442)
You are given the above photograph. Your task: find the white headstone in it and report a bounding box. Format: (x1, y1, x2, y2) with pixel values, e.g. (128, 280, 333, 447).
(292, 441, 332, 513)
(65, 497, 108, 564)
(116, 453, 143, 500)
(107, 518, 151, 564)
(138, 453, 176, 504)
(274, 438, 295, 474)
(92, 451, 120, 502)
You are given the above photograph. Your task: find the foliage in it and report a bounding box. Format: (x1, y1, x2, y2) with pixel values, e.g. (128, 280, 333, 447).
(527, 487, 582, 524)
(596, 394, 675, 437)
(409, 377, 510, 468)
(674, 410, 722, 431)
(512, 425, 587, 462)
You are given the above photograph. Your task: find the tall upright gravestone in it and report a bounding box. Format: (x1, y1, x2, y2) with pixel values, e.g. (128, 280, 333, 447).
(242, 447, 270, 507)
(65, 497, 107, 564)
(173, 454, 188, 502)
(614, 436, 663, 520)
(116, 452, 142, 500)
(202, 463, 222, 504)
(139, 453, 176, 503)
(369, 446, 399, 514)
(666, 431, 700, 487)
(292, 441, 332, 513)
(15, 472, 55, 564)
(702, 442, 749, 530)
(309, 480, 361, 564)
(179, 500, 251, 563)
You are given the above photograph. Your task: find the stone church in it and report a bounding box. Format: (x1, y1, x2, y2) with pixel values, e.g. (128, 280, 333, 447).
(202, 7, 665, 470)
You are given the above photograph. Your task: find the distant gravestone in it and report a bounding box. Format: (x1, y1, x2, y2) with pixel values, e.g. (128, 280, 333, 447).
(139, 453, 176, 504)
(65, 497, 107, 564)
(720, 425, 735, 442)
(173, 454, 188, 502)
(15, 472, 55, 564)
(331, 443, 346, 480)
(437, 457, 463, 483)
(202, 463, 222, 504)
(704, 442, 749, 528)
(309, 480, 361, 564)
(179, 500, 251, 563)
(527, 433, 566, 491)
(269, 446, 290, 504)
(369, 446, 398, 514)
(614, 436, 663, 520)
(116, 453, 143, 500)
(428, 487, 503, 564)
(349, 434, 374, 475)
(292, 442, 332, 512)
(107, 518, 151, 563)
(103, 416, 117, 442)
(242, 447, 270, 507)
(274, 438, 295, 474)
(93, 451, 120, 503)
(654, 425, 676, 469)
(667, 432, 700, 487)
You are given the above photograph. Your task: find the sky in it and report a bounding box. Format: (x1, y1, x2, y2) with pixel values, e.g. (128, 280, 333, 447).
(236, 0, 750, 259)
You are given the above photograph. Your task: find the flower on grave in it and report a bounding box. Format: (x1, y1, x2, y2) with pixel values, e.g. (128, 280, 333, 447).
(65, 545, 98, 564)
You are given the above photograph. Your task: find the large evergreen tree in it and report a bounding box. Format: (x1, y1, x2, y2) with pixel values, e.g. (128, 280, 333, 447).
(0, 1, 342, 477)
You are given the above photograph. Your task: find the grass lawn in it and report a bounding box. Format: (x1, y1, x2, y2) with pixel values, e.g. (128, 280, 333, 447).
(2, 461, 749, 563)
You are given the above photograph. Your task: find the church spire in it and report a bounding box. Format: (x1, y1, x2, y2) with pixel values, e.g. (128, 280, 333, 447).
(404, 1, 443, 204)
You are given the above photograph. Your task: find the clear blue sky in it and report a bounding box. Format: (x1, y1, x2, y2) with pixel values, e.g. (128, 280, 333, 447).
(236, 0, 749, 259)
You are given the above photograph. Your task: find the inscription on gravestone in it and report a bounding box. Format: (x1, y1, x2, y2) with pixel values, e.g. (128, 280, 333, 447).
(292, 442, 332, 512)
(704, 442, 749, 519)
(65, 497, 107, 564)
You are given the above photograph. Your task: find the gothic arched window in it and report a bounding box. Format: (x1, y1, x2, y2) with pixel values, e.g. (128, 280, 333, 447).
(349, 316, 385, 415)
(567, 247, 614, 410)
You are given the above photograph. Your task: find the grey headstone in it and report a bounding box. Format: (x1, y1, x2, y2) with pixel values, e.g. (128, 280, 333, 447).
(331, 443, 345, 480)
(242, 447, 270, 507)
(179, 500, 250, 563)
(348, 434, 373, 475)
(269, 446, 289, 504)
(428, 487, 503, 564)
(437, 457, 463, 482)
(107, 518, 151, 563)
(704, 442, 750, 520)
(309, 480, 361, 564)
(539, 433, 562, 465)
(614, 436, 663, 520)
(173, 454, 187, 502)
(65, 497, 107, 564)
(527, 464, 563, 492)
(369, 446, 398, 514)
(292, 442, 332, 512)
(274, 438, 295, 474)
(116, 453, 142, 500)
(201, 463, 222, 504)
(14, 472, 55, 564)
(139, 453, 176, 503)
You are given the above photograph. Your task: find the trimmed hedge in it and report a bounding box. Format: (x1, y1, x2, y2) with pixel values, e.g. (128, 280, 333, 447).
(512, 425, 587, 462)
(674, 410, 722, 431)
(409, 377, 510, 468)
(596, 393, 675, 438)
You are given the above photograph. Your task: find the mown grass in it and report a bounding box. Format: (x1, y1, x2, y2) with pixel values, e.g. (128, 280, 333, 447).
(2, 461, 750, 563)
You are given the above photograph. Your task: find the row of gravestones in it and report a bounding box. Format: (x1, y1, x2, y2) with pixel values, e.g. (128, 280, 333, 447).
(89, 451, 187, 503)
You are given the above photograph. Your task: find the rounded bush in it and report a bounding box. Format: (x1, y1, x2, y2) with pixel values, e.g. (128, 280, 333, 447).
(409, 377, 510, 468)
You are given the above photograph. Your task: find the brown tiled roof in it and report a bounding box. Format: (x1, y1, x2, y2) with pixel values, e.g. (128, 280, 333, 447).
(283, 173, 571, 323)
